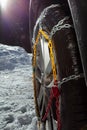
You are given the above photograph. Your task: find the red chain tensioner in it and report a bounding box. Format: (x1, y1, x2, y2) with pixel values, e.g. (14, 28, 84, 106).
(42, 80, 61, 130)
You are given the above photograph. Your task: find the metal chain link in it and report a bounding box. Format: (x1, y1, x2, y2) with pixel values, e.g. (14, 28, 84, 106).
(33, 29, 57, 81)
(33, 30, 41, 68)
(33, 16, 72, 44)
(58, 73, 84, 88)
(42, 85, 61, 130)
(48, 40, 57, 81)
(50, 16, 73, 38)
(32, 29, 58, 121)
(33, 30, 41, 118)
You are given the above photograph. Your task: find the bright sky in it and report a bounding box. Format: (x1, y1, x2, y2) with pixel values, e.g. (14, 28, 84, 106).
(0, 0, 8, 10)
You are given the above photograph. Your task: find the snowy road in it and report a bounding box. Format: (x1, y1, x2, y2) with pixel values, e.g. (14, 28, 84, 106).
(0, 44, 37, 130)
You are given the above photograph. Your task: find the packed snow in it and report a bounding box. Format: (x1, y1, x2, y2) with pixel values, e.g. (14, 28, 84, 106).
(0, 44, 38, 130)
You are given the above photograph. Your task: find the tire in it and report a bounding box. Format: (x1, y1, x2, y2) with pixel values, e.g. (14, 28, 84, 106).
(32, 4, 87, 130)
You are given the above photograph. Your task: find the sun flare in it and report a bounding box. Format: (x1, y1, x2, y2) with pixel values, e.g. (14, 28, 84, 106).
(0, 0, 8, 10)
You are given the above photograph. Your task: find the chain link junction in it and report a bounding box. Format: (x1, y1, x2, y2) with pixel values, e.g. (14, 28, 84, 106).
(42, 81, 61, 130)
(33, 29, 57, 81)
(32, 28, 60, 129)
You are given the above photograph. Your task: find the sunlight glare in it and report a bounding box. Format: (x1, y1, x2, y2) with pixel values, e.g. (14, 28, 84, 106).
(0, 0, 8, 10)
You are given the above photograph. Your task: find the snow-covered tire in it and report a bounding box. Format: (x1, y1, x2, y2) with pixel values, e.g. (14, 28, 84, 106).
(33, 4, 87, 130)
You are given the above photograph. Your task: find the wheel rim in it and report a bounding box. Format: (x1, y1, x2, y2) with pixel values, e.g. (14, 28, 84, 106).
(33, 34, 58, 130)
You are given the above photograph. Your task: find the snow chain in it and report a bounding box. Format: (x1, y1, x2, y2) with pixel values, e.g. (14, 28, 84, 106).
(33, 29, 57, 80)
(42, 81, 61, 130)
(33, 29, 61, 130)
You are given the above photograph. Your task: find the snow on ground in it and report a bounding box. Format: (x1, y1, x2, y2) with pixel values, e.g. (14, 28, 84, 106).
(0, 44, 38, 130)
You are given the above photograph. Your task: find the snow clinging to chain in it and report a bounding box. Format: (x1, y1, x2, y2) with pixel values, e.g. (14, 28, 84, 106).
(32, 4, 60, 43)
